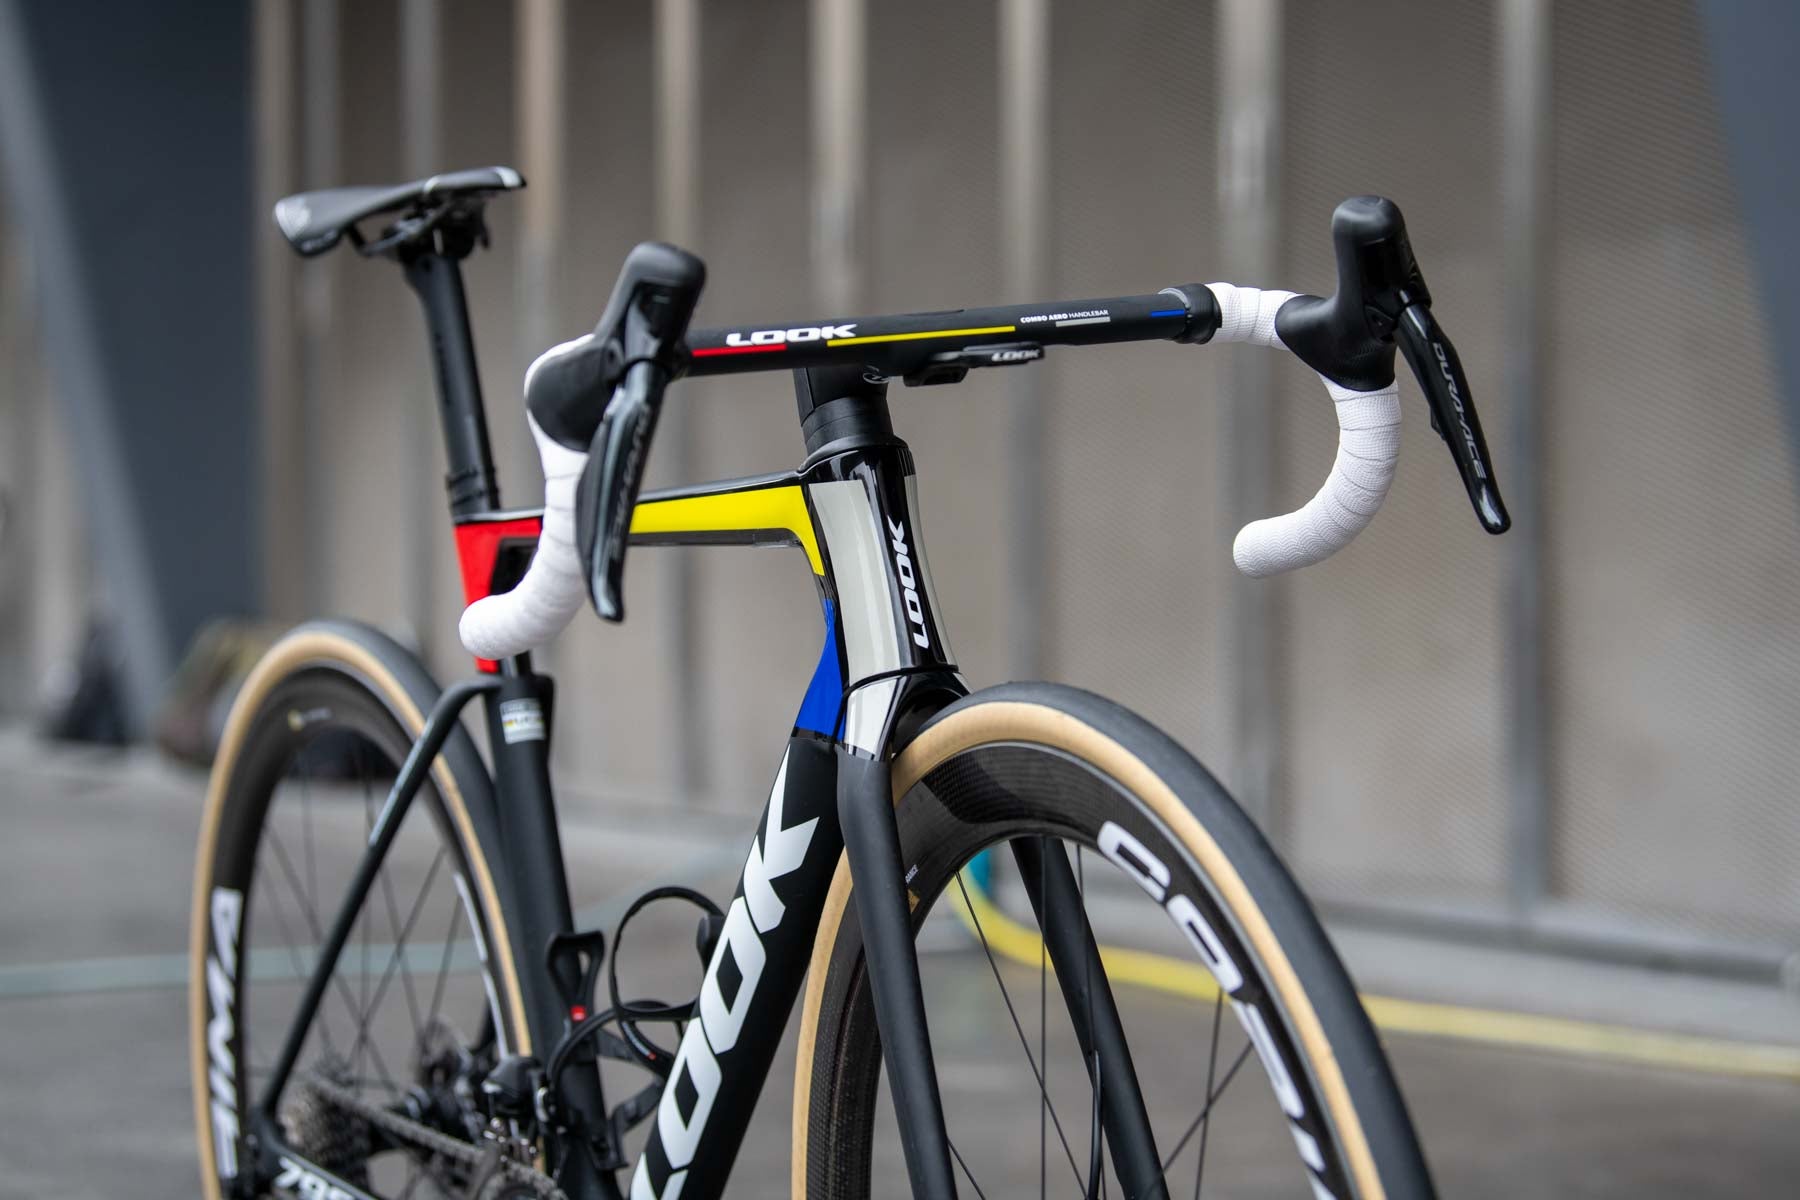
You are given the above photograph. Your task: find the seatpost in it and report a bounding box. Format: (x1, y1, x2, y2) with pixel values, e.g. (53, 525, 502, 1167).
(402, 244, 502, 518)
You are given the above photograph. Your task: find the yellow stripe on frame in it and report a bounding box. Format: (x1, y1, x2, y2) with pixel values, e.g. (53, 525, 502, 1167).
(630, 484, 824, 575)
(826, 324, 1016, 348)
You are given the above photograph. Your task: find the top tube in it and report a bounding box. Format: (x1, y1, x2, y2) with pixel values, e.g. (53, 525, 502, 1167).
(682, 285, 1221, 380)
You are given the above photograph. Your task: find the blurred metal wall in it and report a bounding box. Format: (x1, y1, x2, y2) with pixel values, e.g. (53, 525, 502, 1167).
(10, 0, 1796, 971)
(1277, 0, 1511, 916)
(0, 0, 258, 728)
(0, 194, 87, 720)
(1544, 1, 1800, 952)
(234, 0, 1800, 968)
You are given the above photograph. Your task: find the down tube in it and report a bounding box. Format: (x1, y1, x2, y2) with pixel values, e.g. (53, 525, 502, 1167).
(630, 734, 843, 1200)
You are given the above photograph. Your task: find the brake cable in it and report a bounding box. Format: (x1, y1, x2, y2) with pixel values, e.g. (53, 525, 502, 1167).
(538, 885, 725, 1164)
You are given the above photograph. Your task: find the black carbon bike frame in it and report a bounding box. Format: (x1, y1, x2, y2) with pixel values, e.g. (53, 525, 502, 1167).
(253, 220, 1226, 1200)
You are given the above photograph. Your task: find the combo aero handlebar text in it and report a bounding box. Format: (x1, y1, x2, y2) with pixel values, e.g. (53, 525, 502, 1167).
(459, 196, 1509, 662)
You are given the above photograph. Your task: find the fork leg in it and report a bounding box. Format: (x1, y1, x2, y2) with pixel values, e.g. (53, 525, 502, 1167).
(837, 750, 959, 1199)
(1012, 836, 1167, 1199)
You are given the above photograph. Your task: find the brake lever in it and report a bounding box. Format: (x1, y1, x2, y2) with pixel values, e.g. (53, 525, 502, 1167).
(1394, 303, 1510, 534)
(577, 360, 668, 621)
(572, 242, 707, 622)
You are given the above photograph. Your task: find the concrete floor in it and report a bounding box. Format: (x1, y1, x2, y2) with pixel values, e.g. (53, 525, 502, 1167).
(4, 729, 1799, 1198)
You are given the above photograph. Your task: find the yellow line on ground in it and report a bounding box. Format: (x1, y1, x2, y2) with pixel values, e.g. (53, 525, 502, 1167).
(946, 874, 1800, 1084)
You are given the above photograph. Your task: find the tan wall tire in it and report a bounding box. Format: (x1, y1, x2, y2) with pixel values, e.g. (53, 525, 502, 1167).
(792, 682, 1433, 1200)
(189, 622, 530, 1199)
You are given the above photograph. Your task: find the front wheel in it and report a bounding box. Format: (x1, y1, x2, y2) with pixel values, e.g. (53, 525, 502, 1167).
(794, 682, 1433, 1199)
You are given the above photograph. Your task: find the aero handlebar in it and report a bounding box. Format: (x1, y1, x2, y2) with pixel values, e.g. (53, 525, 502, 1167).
(459, 196, 1508, 661)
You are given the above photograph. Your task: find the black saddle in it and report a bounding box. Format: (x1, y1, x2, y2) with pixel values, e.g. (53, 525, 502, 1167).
(272, 165, 525, 257)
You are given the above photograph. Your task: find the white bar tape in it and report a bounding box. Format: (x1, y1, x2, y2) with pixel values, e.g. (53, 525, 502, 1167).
(1206, 282, 1401, 578)
(458, 412, 591, 659)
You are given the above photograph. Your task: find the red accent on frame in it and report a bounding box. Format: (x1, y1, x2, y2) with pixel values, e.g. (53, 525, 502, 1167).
(690, 342, 788, 358)
(453, 514, 544, 672)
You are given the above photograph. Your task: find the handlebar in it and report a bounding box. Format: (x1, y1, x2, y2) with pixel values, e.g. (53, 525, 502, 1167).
(458, 196, 1508, 661)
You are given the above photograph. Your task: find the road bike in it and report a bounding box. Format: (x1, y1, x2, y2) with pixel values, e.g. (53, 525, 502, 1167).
(191, 163, 1506, 1200)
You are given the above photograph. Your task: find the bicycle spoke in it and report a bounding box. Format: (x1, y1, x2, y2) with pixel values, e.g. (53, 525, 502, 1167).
(378, 832, 434, 1039)
(264, 767, 427, 1118)
(948, 1137, 990, 1200)
(264, 827, 373, 1052)
(425, 893, 463, 1036)
(293, 743, 326, 1056)
(357, 744, 375, 1092)
(264, 818, 368, 1050)
(1194, 994, 1223, 1199)
(1159, 1041, 1253, 1174)
(1038, 847, 1048, 1200)
(341, 940, 406, 1099)
(1085, 1050, 1104, 1200)
(300, 747, 319, 937)
(1077, 846, 1103, 1197)
(250, 862, 344, 1064)
(263, 824, 322, 939)
(355, 848, 446, 1064)
(353, 1021, 404, 1098)
(953, 871, 1086, 1192)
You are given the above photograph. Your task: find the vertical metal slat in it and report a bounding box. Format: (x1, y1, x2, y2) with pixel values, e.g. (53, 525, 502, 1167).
(811, 0, 868, 315)
(1217, 0, 1284, 829)
(999, 0, 1050, 681)
(655, 0, 705, 801)
(1500, 0, 1553, 916)
(298, 0, 339, 618)
(399, 0, 444, 662)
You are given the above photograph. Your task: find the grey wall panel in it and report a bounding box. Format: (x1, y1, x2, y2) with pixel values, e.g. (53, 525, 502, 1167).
(1041, 0, 1229, 769)
(1278, 0, 1508, 903)
(867, 0, 1000, 312)
(546, 0, 677, 812)
(0, 201, 34, 710)
(319, 0, 412, 631)
(171, 0, 1800, 960)
(0, 216, 86, 716)
(683, 0, 826, 806)
(560, 2, 658, 333)
(868, 0, 1010, 692)
(2, 0, 256, 717)
(257, 0, 305, 626)
(1545, 0, 1800, 944)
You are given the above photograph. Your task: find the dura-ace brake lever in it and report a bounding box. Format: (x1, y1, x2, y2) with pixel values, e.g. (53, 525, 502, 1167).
(1273, 196, 1510, 537)
(1394, 303, 1510, 534)
(572, 242, 707, 622)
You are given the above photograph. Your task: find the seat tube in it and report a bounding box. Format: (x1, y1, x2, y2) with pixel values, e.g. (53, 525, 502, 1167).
(402, 249, 502, 518)
(480, 671, 622, 1199)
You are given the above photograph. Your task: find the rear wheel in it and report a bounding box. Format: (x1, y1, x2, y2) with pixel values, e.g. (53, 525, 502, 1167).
(795, 683, 1433, 1199)
(189, 623, 531, 1199)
